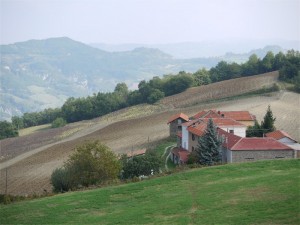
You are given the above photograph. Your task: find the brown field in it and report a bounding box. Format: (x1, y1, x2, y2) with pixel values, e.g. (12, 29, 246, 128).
(0, 72, 299, 196)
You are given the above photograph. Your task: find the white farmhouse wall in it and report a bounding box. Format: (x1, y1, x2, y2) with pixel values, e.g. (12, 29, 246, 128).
(220, 126, 246, 137)
(182, 125, 189, 150)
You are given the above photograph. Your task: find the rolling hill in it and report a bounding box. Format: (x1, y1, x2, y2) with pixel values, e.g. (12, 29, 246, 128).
(0, 37, 220, 121)
(1, 159, 299, 224)
(0, 72, 299, 196)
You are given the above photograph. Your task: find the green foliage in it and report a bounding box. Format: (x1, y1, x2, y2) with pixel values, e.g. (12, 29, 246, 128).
(246, 120, 263, 137)
(51, 167, 73, 192)
(196, 119, 222, 166)
(163, 72, 194, 96)
(121, 151, 162, 179)
(193, 68, 211, 86)
(0, 121, 18, 140)
(51, 117, 67, 128)
(261, 105, 276, 133)
(147, 89, 165, 104)
(51, 141, 121, 192)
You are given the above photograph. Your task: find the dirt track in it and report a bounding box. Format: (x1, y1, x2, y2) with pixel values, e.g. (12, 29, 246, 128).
(0, 89, 299, 196)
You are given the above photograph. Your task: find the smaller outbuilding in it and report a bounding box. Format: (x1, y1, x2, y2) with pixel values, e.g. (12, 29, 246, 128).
(167, 113, 189, 137)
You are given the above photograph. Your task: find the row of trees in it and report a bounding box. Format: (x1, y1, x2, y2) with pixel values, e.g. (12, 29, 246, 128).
(51, 141, 162, 192)
(2, 50, 299, 139)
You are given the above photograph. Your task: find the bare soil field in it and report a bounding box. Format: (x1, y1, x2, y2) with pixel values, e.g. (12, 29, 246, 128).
(160, 71, 279, 108)
(0, 72, 299, 196)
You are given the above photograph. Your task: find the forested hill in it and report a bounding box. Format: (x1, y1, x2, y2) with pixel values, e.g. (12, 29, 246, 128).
(1, 37, 220, 120)
(0, 37, 294, 121)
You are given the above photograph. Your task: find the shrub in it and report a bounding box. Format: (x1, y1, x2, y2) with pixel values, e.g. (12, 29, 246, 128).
(51, 117, 67, 128)
(51, 141, 121, 192)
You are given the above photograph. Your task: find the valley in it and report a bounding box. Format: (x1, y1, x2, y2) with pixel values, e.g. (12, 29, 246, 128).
(0, 71, 299, 195)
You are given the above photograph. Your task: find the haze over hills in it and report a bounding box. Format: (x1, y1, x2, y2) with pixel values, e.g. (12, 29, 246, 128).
(90, 39, 300, 59)
(0, 37, 291, 121)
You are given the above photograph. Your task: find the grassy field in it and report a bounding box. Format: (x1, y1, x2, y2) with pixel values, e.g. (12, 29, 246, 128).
(1, 159, 299, 225)
(19, 124, 51, 137)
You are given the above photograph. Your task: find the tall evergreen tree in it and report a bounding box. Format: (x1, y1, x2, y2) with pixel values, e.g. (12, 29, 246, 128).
(261, 105, 276, 134)
(196, 119, 222, 166)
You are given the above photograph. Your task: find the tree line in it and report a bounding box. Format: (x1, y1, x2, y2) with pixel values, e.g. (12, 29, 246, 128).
(1, 50, 299, 140)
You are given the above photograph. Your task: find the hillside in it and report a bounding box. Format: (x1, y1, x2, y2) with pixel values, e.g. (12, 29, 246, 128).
(1, 159, 299, 224)
(0, 73, 299, 196)
(0, 37, 220, 121)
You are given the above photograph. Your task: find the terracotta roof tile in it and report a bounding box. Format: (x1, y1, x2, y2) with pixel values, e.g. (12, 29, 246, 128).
(220, 111, 255, 121)
(265, 130, 296, 142)
(167, 113, 189, 124)
(217, 128, 242, 149)
(231, 138, 293, 151)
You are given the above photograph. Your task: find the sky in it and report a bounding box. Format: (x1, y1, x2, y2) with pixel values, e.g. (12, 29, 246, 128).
(0, 0, 299, 45)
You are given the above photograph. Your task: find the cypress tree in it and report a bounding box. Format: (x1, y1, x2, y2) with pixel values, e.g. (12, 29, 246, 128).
(196, 119, 222, 166)
(261, 105, 276, 134)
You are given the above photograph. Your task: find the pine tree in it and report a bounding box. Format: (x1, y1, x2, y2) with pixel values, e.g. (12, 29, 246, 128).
(261, 105, 276, 134)
(196, 119, 222, 166)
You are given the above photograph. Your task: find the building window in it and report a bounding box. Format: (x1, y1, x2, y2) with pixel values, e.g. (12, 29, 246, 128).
(245, 157, 254, 160)
(275, 156, 284, 159)
(192, 146, 195, 152)
(192, 134, 195, 141)
(229, 130, 234, 134)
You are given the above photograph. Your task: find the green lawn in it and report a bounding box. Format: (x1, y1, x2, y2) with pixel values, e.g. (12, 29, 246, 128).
(1, 159, 299, 224)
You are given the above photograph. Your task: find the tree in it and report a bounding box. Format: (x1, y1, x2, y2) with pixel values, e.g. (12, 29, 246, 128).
(261, 105, 276, 134)
(147, 89, 165, 103)
(0, 121, 19, 140)
(260, 51, 275, 73)
(51, 117, 67, 128)
(121, 150, 162, 179)
(246, 120, 263, 137)
(193, 68, 211, 86)
(51, 141, 121, 192)
(196, 119, 222, 166)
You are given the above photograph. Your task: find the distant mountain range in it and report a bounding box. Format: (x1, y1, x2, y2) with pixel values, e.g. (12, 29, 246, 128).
(90, 39, 299, 59)
(0, 37, 291, 121)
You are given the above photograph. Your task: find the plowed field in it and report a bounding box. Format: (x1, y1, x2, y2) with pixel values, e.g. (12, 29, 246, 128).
(0, 72, 299, 196)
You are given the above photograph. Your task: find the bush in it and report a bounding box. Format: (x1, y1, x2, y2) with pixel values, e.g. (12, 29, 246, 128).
(51, 117, 67, 128)
(51, 167, 72, 192)
(51, 141, 121, 192)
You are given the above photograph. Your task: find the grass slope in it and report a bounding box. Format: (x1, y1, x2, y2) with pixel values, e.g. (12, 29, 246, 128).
(1, 159, 299, 225)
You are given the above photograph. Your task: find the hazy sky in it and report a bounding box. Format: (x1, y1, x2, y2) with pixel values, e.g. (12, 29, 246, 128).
(1, 0, 299, 45)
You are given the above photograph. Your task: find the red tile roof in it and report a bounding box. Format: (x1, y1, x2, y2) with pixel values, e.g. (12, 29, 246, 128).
(172, 147, 190, 163)
(265, 130, 297, 142)
(220, 111, 255, 121)
(193, 110, 255, 121)
(203, 118, 246, 127)
(218, 128, 242, 149)
(185, 118, 245, 137)
(193, 110, 220, 119)
(231, 138, 293, 151)
(167, 113, 189, 124)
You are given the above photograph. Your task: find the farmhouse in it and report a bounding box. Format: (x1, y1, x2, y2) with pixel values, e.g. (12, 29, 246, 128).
(266, 130, 300, 158)
(168, 110, 295, 164)
(219, 129, 294, 163)
(167, 113, 189, 137)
